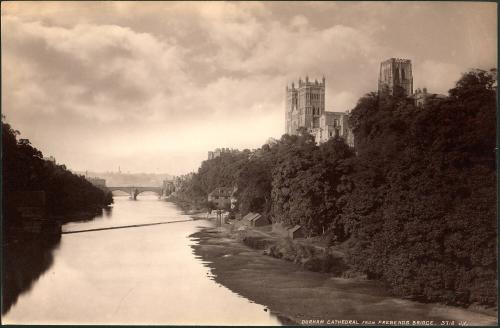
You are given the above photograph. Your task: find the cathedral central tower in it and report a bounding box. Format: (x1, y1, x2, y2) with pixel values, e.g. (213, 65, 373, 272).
(378, 58, 413, 96)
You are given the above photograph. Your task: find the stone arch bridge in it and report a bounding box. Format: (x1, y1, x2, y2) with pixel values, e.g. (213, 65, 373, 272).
(107, 186, 163, 200)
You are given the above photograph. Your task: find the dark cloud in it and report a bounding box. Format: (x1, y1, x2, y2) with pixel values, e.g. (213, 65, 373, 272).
(2, 1, 496, 174)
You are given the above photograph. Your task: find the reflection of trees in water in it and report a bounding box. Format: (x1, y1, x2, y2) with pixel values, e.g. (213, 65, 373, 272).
(2, 234, 61, 315)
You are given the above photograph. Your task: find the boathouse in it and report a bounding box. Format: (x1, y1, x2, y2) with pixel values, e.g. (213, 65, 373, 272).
(288, 225, 305, 239)
(248, 214, 270, 227)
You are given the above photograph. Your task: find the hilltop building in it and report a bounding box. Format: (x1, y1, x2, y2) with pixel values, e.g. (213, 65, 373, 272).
(207, 148, 239, 160)
(313, 111, 351, 144)
(378, 58, 413, 96)
(285, 76, 353, 146)
(412, 88, 446, 107)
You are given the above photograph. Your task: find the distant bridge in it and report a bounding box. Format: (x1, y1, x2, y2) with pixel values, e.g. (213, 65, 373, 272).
(107, 186, 163, 200)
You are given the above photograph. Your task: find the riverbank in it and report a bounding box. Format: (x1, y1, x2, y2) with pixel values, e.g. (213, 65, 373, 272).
(164, 197, 219, 220)
(190, 226, 497, 326)
(164, 196, 201, 213)
(52, 206, 110, 223)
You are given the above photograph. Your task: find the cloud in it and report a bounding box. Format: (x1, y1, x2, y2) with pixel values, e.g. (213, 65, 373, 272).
(414, 60, 463, 95)
(330, 91, 358, 113)
(2, 15, 188, 122)
(290, 15, 309, 31)
(1, 1, 497, 174)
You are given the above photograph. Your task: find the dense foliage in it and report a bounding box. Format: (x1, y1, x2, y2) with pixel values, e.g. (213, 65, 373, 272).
(343, 69, 497, 305)
(174, 69, 497, 306)
(171, 151, 250, 207)
(270, 131, 354, 237)
(2, 119, 113, 228)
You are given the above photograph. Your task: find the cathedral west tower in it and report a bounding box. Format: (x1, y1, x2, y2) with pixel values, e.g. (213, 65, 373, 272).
(285, 76, 325, 135)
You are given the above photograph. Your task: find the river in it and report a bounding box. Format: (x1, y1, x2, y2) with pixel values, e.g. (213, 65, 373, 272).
(2, 195, 281, 325)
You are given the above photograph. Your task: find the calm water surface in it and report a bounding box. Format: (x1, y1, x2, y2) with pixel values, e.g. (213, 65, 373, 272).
(3, 195, 281, 325)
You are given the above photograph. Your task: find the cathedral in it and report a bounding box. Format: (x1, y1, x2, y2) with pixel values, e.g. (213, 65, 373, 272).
(285, 58, 439, 147)
(285, 76, 353, 146)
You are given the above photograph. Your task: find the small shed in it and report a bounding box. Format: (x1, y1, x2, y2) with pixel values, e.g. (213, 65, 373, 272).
(288, 225, 305, 239)
(241, 212, 259, 226)
(249, 214, 270, 227)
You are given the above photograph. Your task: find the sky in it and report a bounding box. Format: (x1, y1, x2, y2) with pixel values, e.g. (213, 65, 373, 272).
(2, 1, 497, 175)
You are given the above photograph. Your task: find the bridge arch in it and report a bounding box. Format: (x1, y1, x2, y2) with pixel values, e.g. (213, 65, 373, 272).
(135, 190, 161, 196)
(110, 189, 133, 196)
(107, 186, 164, 200)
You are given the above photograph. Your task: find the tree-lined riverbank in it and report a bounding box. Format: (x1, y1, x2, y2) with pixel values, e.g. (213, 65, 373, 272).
(2, 118, 114, 315)
(2, 118, 114, 234)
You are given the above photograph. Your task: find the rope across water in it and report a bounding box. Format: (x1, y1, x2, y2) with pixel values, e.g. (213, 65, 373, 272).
(62, 219, 194, 234)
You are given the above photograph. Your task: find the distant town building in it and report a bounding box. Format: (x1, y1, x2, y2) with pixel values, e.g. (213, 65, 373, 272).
(207, 187, 234, 209)
(86, 177, 106, 188)
(378, 58, 413, 96)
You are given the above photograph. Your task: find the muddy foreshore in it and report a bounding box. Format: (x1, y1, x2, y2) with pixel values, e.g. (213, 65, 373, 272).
(190, 226, 497, 326)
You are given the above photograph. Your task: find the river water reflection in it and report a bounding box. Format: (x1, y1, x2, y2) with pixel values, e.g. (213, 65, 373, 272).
(3, 195, 281, 325)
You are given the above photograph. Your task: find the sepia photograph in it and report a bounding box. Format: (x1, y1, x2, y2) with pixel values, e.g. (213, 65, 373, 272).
(1, 1, 498, 325)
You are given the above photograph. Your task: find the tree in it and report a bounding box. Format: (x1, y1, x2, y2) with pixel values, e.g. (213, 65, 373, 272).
(342, 68, 497, 305)
(271, 132, 354, 237)
(2, 118, 113, 228)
